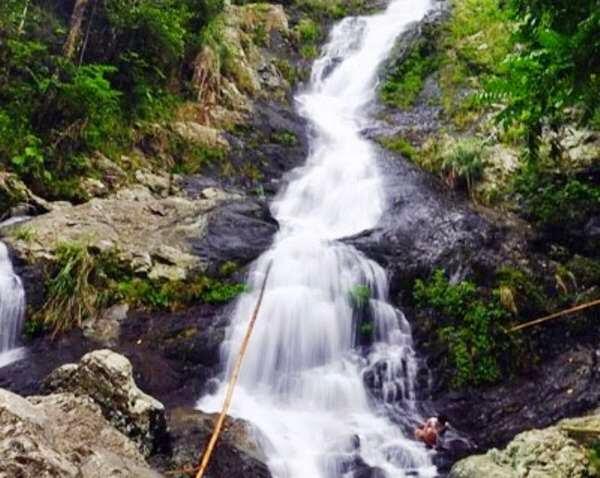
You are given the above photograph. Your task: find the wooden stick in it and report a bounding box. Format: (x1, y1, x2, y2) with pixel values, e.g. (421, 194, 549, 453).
(195, 262, 273, 478)
(509, 298, 600, 333)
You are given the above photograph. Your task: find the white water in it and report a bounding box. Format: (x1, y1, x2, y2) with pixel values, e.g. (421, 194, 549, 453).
(0, 241, 26, 367)
(198, 1, 436, 476)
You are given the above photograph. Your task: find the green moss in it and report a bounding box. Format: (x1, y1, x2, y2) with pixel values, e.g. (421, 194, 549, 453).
(166, 132, 226, 175)
(359, 321, 375, 338)
(293, 17, 322, 59)
(349, 285, 371, 309)
(274, 58, 299, 86)
(271, 130, 298, 146)
(378, 135, 418, 161)
(437, 0, 511, 128)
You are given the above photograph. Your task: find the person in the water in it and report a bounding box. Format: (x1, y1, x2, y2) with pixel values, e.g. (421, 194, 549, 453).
(414, 415, 448, 447)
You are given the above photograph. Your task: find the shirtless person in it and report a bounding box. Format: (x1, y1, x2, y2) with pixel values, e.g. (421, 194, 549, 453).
(415, 415, 448, 448)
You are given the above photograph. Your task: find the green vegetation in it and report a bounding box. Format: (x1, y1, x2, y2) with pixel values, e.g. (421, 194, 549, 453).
(349, 285, 371, 309)
(438, 0, 512, 128)
(271, 130, 298, 146)
(294, 18, 321, 59)
(30, 241, 246, 336)
(378, 0, 599, 242)
(440, 138, 486, 197)
(378, 135, 417, 161)
(483, 0, 599, 158)
(380, 39, 438, 109)
(294, 0, 371, 20)
(0, 0, 225, 199)
(414, 269, 514, 387)
(512, 164, 600, 229)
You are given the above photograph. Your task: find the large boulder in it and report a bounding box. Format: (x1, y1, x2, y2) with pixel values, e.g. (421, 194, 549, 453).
(43, 349, 168, 457)
(449, 415, 598, 478)
(0, 388, 161, 478)
(155, 407, 272, 478)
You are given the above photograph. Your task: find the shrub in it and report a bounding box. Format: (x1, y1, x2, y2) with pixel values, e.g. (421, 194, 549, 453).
(35, 243, 98, 336)
(512, 164, 600, 228)
(414, 269, 513, 387)
(349, 285, 371, 309)
(441, 138, 486, 196)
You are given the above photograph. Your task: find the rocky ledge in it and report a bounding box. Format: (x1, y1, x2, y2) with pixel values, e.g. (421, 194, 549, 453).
(450, 414, 600, 478)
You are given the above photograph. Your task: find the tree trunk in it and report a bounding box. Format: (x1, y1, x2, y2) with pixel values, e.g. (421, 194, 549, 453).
(18, 0, 30, 34)
(63, 0, 91, 60)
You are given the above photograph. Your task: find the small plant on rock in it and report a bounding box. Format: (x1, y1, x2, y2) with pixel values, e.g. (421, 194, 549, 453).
(441, 138, 486, 197)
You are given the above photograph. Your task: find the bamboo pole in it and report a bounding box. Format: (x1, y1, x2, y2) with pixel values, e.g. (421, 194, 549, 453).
(509, 298, 600, 333)
(195, 262, 273, 478)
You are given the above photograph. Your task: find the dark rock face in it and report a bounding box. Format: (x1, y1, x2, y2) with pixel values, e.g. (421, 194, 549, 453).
(153, 407, 272, 478)
(190, 197, 279, 271)
(0, 303, 229, 412)
(435, 346, 600, 460)
(224, 100, 310, 195)
(347, 151, 527, 298)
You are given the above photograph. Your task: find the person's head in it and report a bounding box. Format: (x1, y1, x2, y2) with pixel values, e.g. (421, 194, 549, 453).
(437, 415, 449, 426)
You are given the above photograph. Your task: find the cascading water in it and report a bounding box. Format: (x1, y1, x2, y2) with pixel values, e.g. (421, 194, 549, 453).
(0, 241, 26, 368)
(198, 1, 436, 476)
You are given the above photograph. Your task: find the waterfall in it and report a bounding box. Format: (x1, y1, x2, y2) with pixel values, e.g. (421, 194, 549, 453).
(0, 241, 26, 367)
(198, 1, 436, 476)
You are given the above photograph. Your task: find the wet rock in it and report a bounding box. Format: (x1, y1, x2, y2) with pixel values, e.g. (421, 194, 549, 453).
(0, 388, 160, 478)
(190, 196, 278, 270)
(43, 349, 168, 457)
(436, 345, 600, 467)
(154, 407, 271, 478)
(347, 153, 527, 299)
(135, 170, 173, 197)
(80, 177, 109, 198)
(82, 303, 129, 347)
(449, 414, 597, 478)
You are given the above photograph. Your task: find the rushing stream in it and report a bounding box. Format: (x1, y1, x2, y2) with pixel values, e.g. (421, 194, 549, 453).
(0, 241, 26, 368)
(198, 1, 436, 476)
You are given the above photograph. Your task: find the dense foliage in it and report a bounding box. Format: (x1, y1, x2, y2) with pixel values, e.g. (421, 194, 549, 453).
(0, 0, 224, 199)
(484, 0, 600, 156)
(414, 269, 515, 387)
